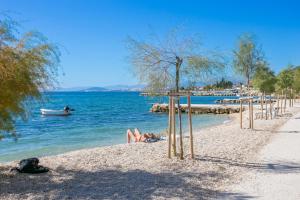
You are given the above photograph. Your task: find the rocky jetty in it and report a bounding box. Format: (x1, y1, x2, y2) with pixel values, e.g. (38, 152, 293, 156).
(151, 103, 243, 114)
(215, 98, 276, 104)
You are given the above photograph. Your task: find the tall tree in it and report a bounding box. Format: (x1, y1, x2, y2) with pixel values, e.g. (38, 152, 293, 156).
(292, 66, 300, 93)
(277, 66, 294, 92)
(276, 66, 294, 111)
(127, 29, 225, 159)
(233, 33, 264, 89)
(252, 62, 277, 94)
(127, 29, 225, 93)
(0, 16, 60, 136)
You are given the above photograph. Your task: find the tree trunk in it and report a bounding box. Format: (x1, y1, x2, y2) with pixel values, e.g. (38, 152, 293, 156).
(281, 90, 283, 115)
(284, 89, 287, 113)
(175, 57, 183, 159)
(265, 92, 268, 120)
(240, 99, 243, 129)
(168, 97, 172, 158)
(187, 96, 194, 159)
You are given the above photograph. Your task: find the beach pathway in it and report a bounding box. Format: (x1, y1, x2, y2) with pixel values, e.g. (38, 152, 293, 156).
(227, 106, 300, 199)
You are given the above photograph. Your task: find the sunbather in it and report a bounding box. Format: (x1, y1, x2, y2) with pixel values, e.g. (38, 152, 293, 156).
(127, 128, 159, 143)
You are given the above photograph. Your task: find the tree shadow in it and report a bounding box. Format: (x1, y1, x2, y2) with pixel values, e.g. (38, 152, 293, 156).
(195, 155, 300, 174)
(0, 166, 254, 200)
(273, 130, 300, 134)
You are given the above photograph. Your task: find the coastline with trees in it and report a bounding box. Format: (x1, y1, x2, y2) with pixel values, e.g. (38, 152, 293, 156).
(1, 8, 300, 200)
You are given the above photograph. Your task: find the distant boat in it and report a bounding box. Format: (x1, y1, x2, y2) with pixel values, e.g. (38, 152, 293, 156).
(40, 109, 71, 116)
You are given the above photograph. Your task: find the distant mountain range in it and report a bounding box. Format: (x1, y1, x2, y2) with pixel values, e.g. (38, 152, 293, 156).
(52, 84, 145, 92)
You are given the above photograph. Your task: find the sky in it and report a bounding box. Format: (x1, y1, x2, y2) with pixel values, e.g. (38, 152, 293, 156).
(1, 0, 300, 87)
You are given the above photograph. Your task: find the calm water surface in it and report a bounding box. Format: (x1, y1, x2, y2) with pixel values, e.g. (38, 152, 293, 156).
(0, 92, 236, 162)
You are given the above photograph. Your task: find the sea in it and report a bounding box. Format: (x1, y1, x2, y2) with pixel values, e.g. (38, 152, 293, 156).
(0, 92, 237, 163)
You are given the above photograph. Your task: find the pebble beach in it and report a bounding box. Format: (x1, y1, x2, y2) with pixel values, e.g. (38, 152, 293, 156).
(1, 103, 299, 200)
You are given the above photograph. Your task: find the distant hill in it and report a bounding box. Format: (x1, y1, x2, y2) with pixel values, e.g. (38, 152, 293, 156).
(104, 84, 145, 91)
(50, 84, 145, 92)
(80, 87, 108, 92)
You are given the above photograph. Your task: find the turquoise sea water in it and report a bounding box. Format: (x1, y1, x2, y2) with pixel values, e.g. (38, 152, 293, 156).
(0, 92, 235, 163)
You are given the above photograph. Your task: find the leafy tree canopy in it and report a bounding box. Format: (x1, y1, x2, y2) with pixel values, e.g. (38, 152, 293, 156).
(127, 28, 225, 93)
(276, 65, 294, 92)
(233, 33, 264, 88)
(203, 78, 233, 90)
(0, 16, 60, 135)
(292, 66, 300, 93)
(252, 62, 276, 94)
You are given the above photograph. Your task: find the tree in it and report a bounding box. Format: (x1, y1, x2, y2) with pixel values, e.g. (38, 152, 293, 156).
(215, 78, 233, 89)
(252, 62, 276, 94)
(233, 33, 264, 89)
(127, 29, 225, 93)
(276, 66, 294, 111)
(0, 16, 60, 136)
(127, 29, 225, 159)
(277, 66, 294, 92)
(292, 66, 300, 93)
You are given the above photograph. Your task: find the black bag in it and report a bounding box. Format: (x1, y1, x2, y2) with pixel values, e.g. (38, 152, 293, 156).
(12, 157, 49, 174)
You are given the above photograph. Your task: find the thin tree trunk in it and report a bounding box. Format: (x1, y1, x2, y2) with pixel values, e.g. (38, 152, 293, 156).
(261, 93, 263, 119)
(177, 98, 184, 160)
(172, 97, 176, 156)
(248, 100, 251, 128)
(265, 92, 268, 120)
(289, 88, 291, 107)
(240, 99, 243, 129)
(270, 95, 273, 119)
(187, 96, 194, 159)
(277, 94, 279, 117)
(284, 89, 287, 113)
(168, 97, 172, 158)
(281, 90, 283, 115)
(175, 57, 183, 159)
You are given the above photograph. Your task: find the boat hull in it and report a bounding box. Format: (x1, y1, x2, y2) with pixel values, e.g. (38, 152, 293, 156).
(40, 109, 71, 116)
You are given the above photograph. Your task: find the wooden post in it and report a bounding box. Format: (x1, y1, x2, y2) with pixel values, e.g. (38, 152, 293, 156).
(260, 93, 263, 119)
(250, 98, 254, 129)
(187, 96, 194, 159)
(281, 90, 283, 115)
(240, 99, 243, 129)
(177, 97, 184, 160)
(270, 95, 273, 120)
(292, 89, 293, 107)
(248, 99, 251, 129)
(168, 96, 172, 158)
(284, 90, 287, 113)
(277, 94, 279, 117)
(265, 92, 268, 120)
(172, 96, 176, 156)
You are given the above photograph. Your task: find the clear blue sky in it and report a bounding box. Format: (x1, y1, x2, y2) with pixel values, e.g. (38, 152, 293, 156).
(2, 0, 300, 87)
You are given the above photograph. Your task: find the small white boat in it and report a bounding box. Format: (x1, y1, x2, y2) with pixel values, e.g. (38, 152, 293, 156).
(40, 109, 71, 116)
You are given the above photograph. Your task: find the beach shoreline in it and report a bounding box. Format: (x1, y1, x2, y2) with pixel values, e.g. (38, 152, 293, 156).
(0, 112, 231, 164)
(1, 104, 299, 199)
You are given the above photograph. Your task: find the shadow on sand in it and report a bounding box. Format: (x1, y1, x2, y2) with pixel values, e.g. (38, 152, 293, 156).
(195, 155, 300, 174)
(0, 165, 255, 200)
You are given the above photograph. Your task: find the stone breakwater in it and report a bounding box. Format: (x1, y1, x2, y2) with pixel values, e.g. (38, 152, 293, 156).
(151, 103, 244, 114)
(215, 99, 277, 104)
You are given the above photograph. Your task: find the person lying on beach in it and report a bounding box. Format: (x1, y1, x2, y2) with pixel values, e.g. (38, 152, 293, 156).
(127, 128, 160, 143)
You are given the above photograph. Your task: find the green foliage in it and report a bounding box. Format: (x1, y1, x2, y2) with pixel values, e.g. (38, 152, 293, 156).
(203, 78, 233, 90)
(127, 29, 225, 94)
(252, 62, 276, 94)
(276, 66, 294, 92)
(0, 16, 60, 134)
(292, 66, 300, 93)
(233, 33, 264, 88)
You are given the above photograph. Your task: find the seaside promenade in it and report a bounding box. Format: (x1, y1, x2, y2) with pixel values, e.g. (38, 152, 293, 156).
(226, 103, 300, 199)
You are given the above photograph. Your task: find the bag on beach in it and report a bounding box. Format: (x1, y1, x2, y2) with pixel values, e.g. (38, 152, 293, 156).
(12, 157, 49, 174)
